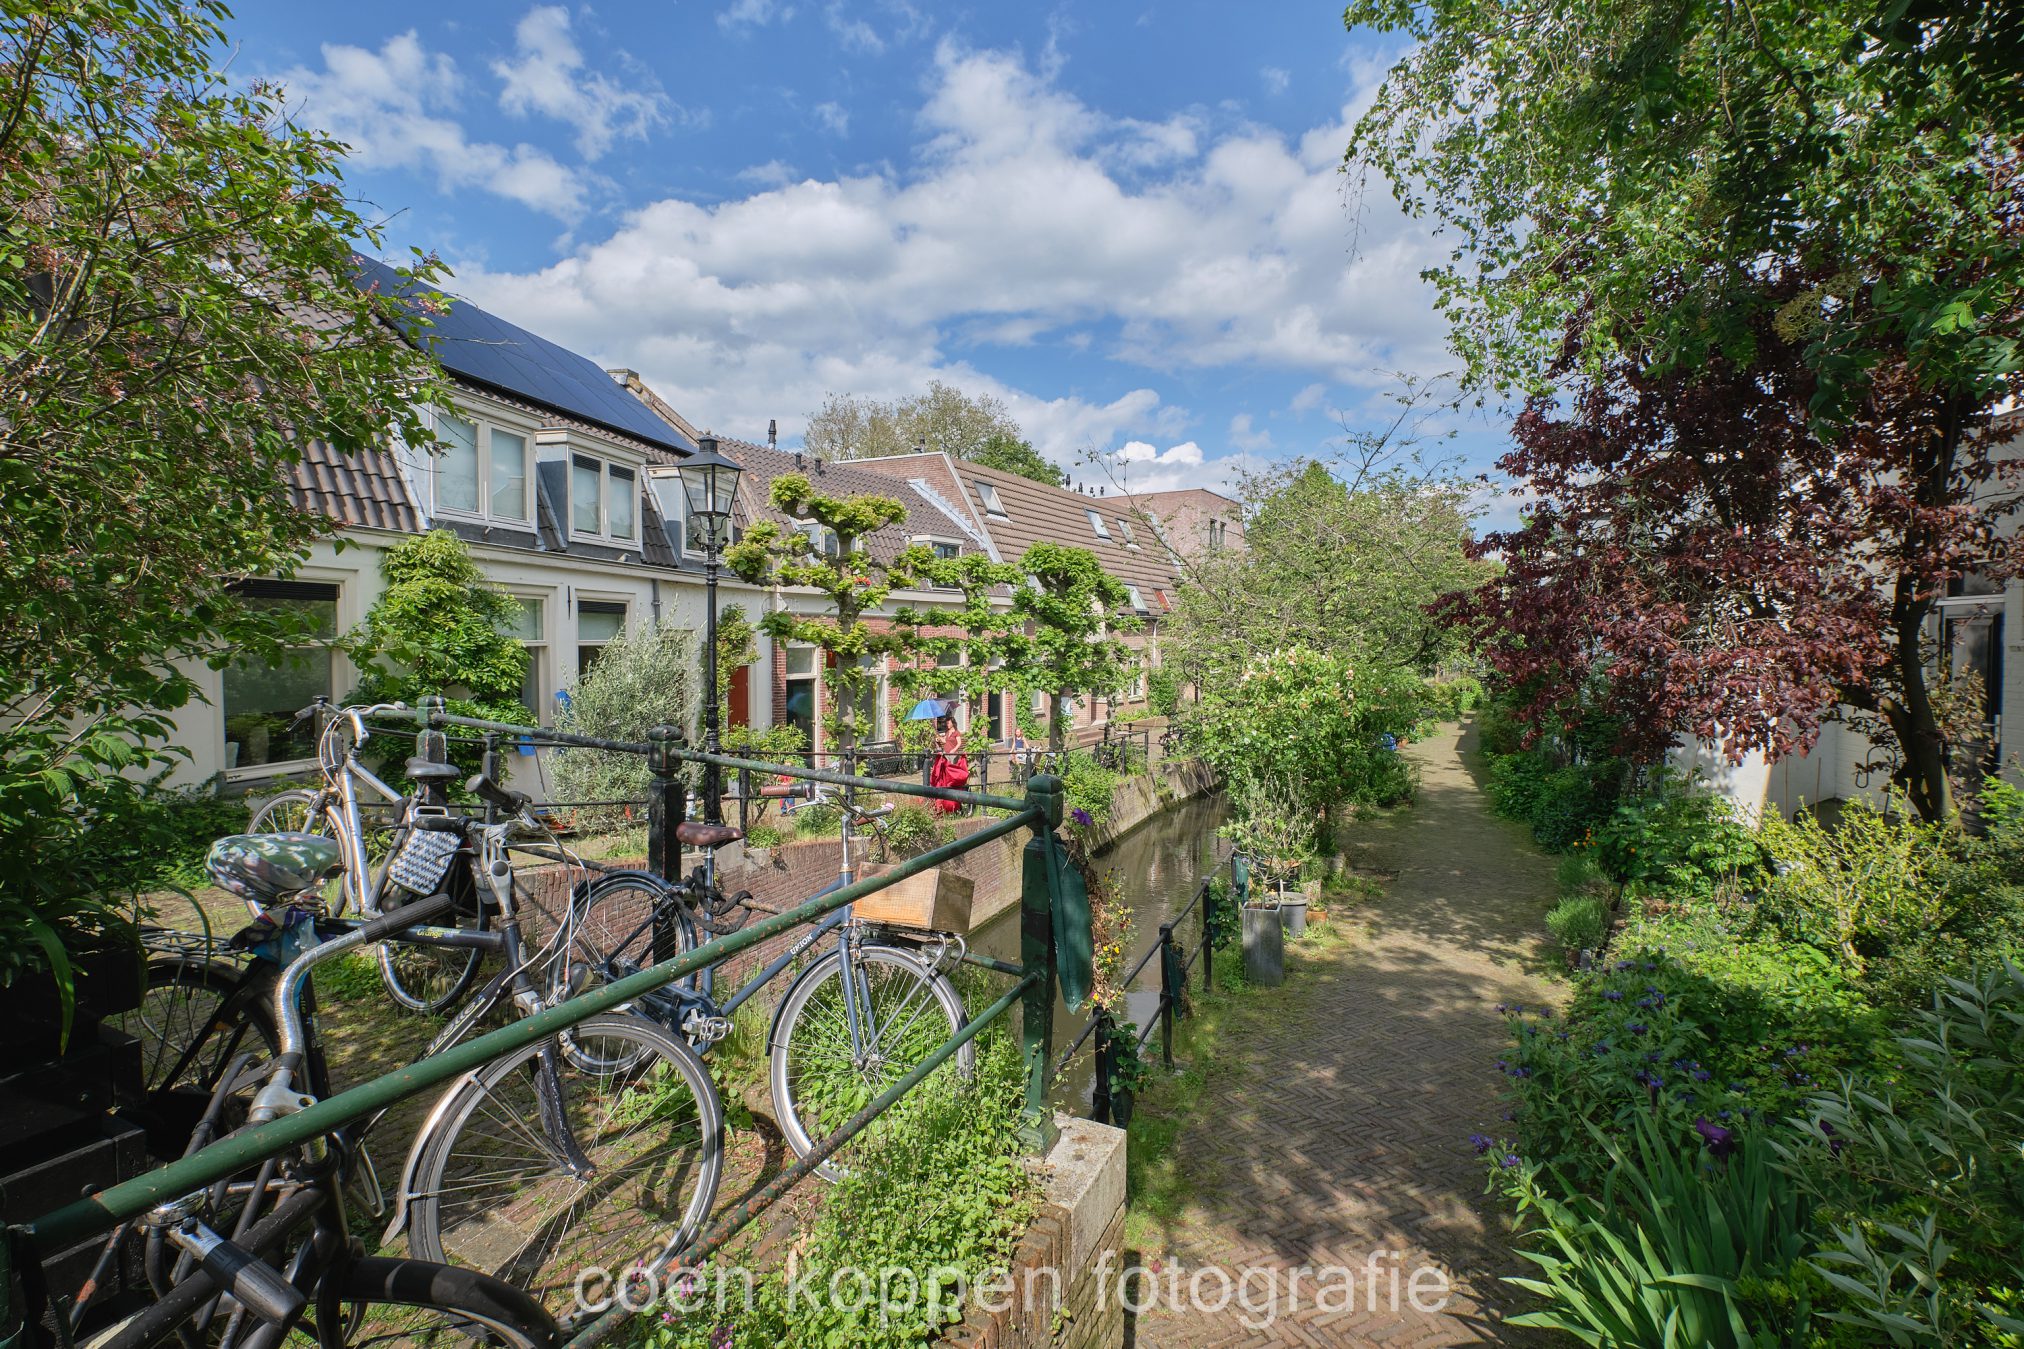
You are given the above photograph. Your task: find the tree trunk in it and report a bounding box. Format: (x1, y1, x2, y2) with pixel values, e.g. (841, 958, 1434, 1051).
(1049, 692, 1066, 755)
(1887, 587, 1953, 824)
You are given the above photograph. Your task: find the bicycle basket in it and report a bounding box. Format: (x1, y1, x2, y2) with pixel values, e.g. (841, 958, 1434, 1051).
(386, 827, 461, 896)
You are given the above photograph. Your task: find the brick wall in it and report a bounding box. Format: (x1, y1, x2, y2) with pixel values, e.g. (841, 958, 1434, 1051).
(940, 1117, 1128, 1349)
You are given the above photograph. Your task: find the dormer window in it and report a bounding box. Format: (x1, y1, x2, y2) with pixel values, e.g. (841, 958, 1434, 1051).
(1086, 509, 1111, 540)
(1116, 517, 1138, 548)
(798, 521, 841, 558)
(1125, 585, 1148, 612)
(434, 411, 531, 525)
(570, 454, 637, 544)
(975, 480, 1009, 519)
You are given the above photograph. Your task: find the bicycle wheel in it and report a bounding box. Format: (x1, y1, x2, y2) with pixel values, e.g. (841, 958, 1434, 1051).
(564, 873, 712, 1034)
(109, 956, 277, 1159)
(378, 867, 487, 1015)
(768, 943, 971, 1181)
(317, 1256, 559, 1347)
(407, 1013, 723, 1307)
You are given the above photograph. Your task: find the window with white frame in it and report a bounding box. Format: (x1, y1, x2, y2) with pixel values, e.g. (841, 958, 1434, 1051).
(797, 521, 842, 558)
(434, 412, 532, 525)
(784, 643, 819, 747)
(577, 599, 627, 678)
(498, 596, 547, 715)
(975, 479, 1009, 519)
(570, 455, 638, 544)
(1116, 517, 1138, 548)
(912, 536, 963, 588)
(1125, 585, 1148, 612)
(1086, 508, 1111, 540)
(223, 580, 338, 770)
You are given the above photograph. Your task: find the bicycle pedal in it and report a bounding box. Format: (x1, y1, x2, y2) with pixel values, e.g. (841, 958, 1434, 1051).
(681, 1011, 732, 1045)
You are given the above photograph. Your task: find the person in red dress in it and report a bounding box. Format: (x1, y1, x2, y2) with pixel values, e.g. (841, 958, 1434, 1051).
(928, 712, 969, 812)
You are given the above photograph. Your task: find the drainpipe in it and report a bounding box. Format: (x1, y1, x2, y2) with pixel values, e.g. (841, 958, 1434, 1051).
(650, 577, 662, 629)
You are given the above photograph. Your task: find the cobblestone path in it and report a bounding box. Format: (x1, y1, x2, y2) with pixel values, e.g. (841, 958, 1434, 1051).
(1132, 722, 1564, 1347)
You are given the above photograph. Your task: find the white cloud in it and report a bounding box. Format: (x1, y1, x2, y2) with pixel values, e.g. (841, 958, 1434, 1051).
(1290, 382, 1327, 413)
(1228, 412, 1272, 451)
(492, 7, 674, 159)
(718, 0, 794, 32)
(1261, 66, 1290, 96)
(276, 31, 587, 215)
(736, 159, 799, 188)
(824, 1, 884, 53)
(814, 101, 850, 136)
(442, 41, 1451, 475)
(1117, 439, 1203, 466)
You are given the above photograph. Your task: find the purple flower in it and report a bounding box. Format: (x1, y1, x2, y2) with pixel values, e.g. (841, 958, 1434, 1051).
(1627, 1022, 1649, 1036)
(1500, 1153, 1522, 1169)
(1692, 1069, 1712, 1082)
(1819, 1120, 1845, 1155)
(1070, 807, 1094, 827)
(1469, 1133, 1492, 1154)
(1603, 989, 1625, 1002)
(1694, 1116, 1737, 1159)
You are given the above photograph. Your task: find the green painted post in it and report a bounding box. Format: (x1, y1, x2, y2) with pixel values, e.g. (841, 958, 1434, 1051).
(1019, 772, 1064, 1153)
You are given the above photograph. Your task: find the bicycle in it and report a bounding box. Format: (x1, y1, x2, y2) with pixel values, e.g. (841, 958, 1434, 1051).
(53, 884, 561, 1349)
(118, 774, 721, 1313)
(572, 778, 973, 1182)
(245, 699, 487, 1014)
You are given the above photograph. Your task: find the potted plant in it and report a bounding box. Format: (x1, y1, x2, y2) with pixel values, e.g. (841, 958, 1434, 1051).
(1222, 787, 1312, 987)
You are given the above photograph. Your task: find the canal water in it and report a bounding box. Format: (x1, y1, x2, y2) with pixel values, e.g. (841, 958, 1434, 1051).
(973, 790, 1229, 1114)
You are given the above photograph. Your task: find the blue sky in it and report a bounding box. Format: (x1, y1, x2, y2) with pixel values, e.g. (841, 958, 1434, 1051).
(234, 1, 1514, 509)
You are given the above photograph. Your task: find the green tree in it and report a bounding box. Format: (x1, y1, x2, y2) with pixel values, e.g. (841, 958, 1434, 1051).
(343, 531, 526, 771)
(890, 547, 1024, 742)
(1343, 0, 2021, 412)
(805, 382, 1061, 480)
(0, 0, 445, 986)
(970, 434, 1066, 486)
(725, 474, 916, 758)
(1345, 0, 2024, 819)
(552, 624, 696, 824)
(1005, 544, 1142, 753)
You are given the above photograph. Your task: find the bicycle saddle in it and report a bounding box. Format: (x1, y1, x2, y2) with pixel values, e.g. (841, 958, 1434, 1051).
(207, 832, 343, 905)
(405, 757, 463, 783)
(675, 821, 744, 849)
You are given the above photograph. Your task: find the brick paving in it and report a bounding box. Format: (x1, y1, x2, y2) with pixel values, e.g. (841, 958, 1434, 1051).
(1132, 723, 1564, 1348)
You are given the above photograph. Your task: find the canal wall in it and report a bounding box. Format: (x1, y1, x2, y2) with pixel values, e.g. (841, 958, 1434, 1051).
(714, 756, 1221, 949)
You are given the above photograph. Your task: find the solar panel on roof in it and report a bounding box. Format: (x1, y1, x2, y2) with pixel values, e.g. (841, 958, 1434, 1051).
(352, 256, 694, 456)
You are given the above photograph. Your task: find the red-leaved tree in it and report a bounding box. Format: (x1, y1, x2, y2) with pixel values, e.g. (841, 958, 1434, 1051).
(1448, 272, 2021, 822)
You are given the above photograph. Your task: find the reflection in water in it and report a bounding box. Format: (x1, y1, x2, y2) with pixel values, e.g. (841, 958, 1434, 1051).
(975, 792, 1229, 1114)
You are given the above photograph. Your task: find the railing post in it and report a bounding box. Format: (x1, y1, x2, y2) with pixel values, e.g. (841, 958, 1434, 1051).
(1090, 1006, 1115, 1126)
(1019, 773, 1064, 1153)
(1200, 878, 1214, 994)
(1158, 922, 1177, 1070)
(647, 723, 688, 952)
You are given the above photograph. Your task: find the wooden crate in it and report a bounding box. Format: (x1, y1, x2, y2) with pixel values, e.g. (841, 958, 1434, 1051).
(855, 864, 975, 933)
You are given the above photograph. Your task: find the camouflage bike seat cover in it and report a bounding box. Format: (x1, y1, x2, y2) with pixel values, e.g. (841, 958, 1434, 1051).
(206, 832, 344, 906)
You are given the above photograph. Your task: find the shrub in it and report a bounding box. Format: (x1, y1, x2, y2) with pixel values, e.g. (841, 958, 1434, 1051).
(1147, 663, 1182, 719)
(1753, 796, 2024, 1008)
(641, 1039, 1036, 1347)
(744, 822, 785, 849)
(1487, 751, 1623, 851)
(1592, 772, 1762, 899)
(1059, 749, 1122, 829)
(792, 801, 841, 839)
(1774, 960, 2024, 1347)
(551, 624, 696, 827)
(882, 802, 950, 858)
(1545, 894, 1608, 953)
(1498, 1110, 1817, 1347)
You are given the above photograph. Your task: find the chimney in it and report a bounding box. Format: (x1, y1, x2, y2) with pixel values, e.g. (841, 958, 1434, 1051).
(768, 419, 778, 451)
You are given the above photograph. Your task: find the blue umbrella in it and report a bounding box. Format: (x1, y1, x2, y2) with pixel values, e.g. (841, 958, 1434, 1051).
(905, 698, 948, 722)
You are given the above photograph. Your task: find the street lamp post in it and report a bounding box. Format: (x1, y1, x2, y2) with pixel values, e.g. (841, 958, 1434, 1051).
(650, 436, 743, 825)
